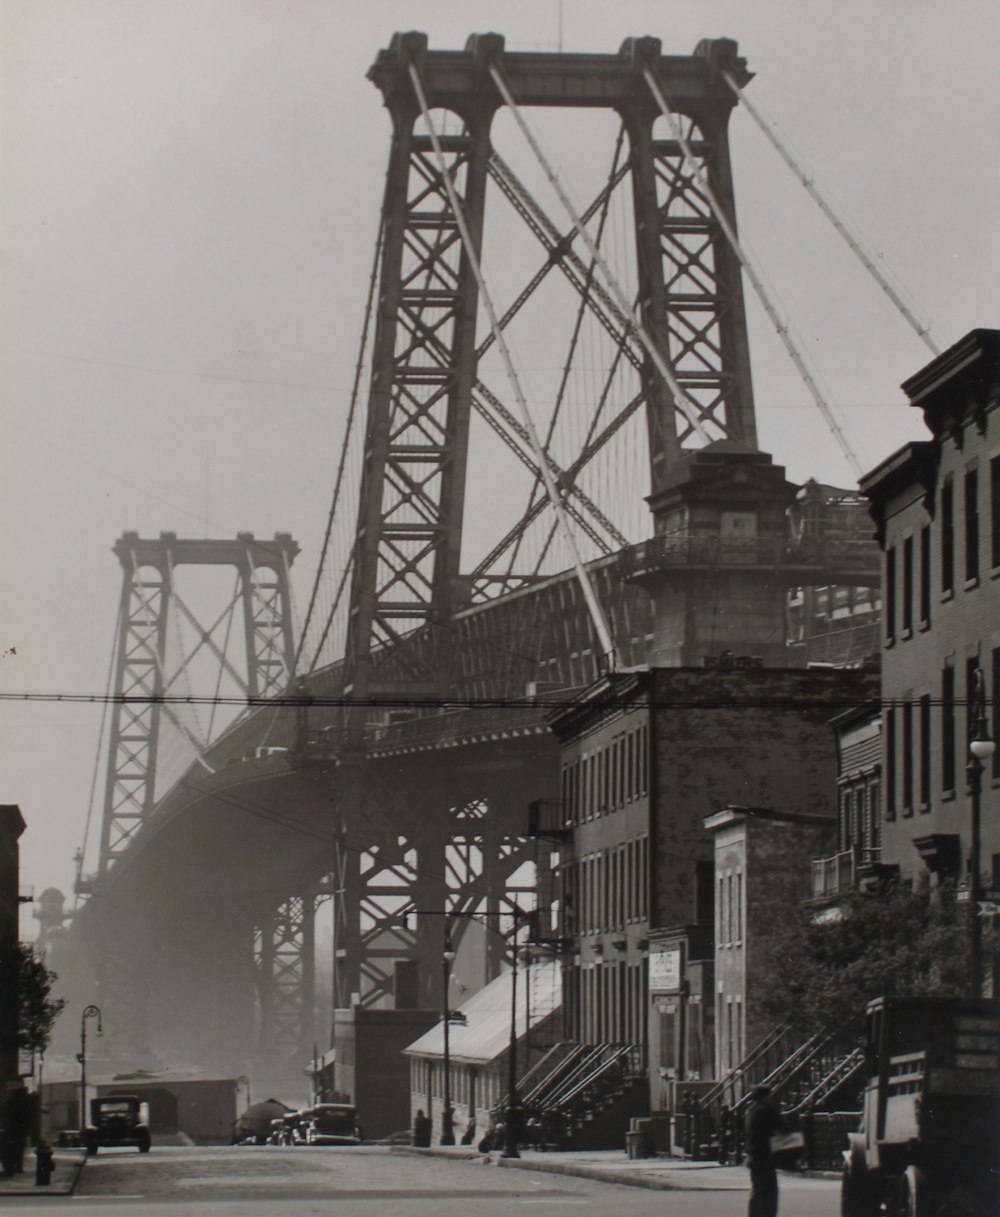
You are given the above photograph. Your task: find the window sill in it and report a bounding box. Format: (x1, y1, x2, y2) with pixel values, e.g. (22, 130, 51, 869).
(901, 627, 913, 641)
(902, 805, 914, 819)
(884, 636, 896, 649)
(964, 576, 980, 592)
(918, 619, 931, 633)
(942, 788, 956, 803)
(941, 588, 955, 603)
(918, 802, 931, 814)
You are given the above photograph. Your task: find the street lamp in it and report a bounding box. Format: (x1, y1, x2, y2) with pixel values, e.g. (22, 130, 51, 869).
(966, 668, 995, 997)
(501, 907, 521, 1160)
(77, 1005, 102, 1134)
(440, 930, 456, 1145)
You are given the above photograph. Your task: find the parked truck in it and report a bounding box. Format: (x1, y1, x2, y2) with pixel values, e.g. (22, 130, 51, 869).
(840, 995, 999, 1217)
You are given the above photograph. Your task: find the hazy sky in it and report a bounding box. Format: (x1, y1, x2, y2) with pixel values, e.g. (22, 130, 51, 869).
(2, 0, 998, 902)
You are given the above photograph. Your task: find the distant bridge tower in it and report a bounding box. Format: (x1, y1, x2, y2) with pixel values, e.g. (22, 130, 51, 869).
(97, 531, 299, 877)
(332, 32, 760, 1010)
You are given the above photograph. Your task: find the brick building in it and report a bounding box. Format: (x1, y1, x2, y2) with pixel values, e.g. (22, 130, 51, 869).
(548, 664, 877, 1112)
(860, 328, 1000, 899)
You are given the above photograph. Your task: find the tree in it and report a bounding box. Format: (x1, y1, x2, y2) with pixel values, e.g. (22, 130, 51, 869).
(17, 944, 66, 1061)
(756, 883, 987, 1044)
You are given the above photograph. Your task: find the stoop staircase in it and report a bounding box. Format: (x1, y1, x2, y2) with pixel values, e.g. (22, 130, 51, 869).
(686, 1025, 865, 1168)
(496, 1042, 647, 1150)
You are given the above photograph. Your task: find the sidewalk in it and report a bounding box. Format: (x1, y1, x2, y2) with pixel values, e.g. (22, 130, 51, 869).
(395, 1144, 825, 1193)
(0, 1150, 87, 1197)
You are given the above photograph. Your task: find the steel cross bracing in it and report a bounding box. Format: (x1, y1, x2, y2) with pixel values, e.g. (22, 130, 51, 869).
(346, 31, 756, 701)
(320, 33, 760, 1010)
(255, 892, 317, 1056)
(96, 532, 300, 878)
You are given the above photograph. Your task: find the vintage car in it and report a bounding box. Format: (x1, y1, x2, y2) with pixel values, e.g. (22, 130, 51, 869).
(302, 1103, 362, 1146)
(84, 1096, 152, 1155)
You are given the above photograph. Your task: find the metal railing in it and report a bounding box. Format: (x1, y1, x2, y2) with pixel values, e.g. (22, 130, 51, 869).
(496, 1041, 646, 1149)
(619, 534, 880, 579)
(811, 847, 883, 898)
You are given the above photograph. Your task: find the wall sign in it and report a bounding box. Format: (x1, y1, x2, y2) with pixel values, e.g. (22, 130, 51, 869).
(649, 944, 683, 993)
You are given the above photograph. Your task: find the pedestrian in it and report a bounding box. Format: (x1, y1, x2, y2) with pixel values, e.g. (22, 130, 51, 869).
(744, 1084, 788, 1217)
(411, 1108, 431, 1148)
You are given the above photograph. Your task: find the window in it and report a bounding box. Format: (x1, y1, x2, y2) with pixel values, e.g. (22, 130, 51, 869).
(839, 787, 852, 850)
(868, 779, 881, 854)
(735, 872, 742, 941)
(965, 468, 979, 582)
(942, 666, 956, 793)
(992, 456, 1000, 569)
(884, 546, 896, 640)
(919, 694, 931, 807)
(902, 701, 913, 813)
(993, 648, 1000, 781)
(919, 525, 931, 625)
(885, 707, 896, 819)
(941, 481, 954, 594)
(902, 537, 913, 633)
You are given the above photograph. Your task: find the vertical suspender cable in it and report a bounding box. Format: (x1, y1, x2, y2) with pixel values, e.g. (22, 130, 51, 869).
(487, 63, 711, 446)
(721, 71, 941, 358)
(407, 61, 617, 669)
(642, 67, 864, 480)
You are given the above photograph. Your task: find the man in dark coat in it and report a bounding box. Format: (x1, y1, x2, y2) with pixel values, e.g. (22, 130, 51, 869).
(744, 1084, 788, 1217)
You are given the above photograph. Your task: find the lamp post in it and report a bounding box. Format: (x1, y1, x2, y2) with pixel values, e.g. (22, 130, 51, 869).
(440, 929, 456, 1146)
(501, 907, 521, 1160)
(77, 1005, 102, 1133)
(966, 668, 995, 997)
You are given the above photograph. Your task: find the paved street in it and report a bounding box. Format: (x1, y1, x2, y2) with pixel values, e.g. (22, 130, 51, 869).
(0, 1144, 840, 1216)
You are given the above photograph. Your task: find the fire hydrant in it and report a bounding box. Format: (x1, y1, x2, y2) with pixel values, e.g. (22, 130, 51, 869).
(34, 1141, 54, 1187)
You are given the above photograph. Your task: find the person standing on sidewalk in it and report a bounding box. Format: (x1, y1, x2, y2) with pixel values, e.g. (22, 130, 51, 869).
(744, 1085, 788, 1217)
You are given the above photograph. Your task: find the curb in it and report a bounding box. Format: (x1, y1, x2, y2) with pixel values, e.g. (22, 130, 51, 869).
(391, 1144, 745, 1192)
(492, 1154, 739, 1192)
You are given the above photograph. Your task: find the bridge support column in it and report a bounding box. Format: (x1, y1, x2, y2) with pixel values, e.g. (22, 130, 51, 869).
(255, 892, 318, 1060)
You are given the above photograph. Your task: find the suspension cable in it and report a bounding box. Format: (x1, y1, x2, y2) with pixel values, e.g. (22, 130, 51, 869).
(295, 216, 384, 675)
(407, 60, 616, 668)
(487, 62, 711, 446)
(74, 597, 122, 908)
(642, 66, 863, 480)
(722, 71, 941, 358)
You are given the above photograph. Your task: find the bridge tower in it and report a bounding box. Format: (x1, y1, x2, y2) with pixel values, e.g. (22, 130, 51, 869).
(332, 32, 763, 1011)
(90, 531, 299, 1056)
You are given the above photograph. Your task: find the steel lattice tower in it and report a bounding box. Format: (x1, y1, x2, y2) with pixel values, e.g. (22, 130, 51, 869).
(332, 32, 759, 1010)
(98, 531, 299, 876)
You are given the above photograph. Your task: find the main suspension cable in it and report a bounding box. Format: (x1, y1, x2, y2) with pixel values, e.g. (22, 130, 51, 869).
(487, 62, 711, 446)
(296, 216, 384, 676)
(722, 70, 942, 358)
(407, 60, 616, 668)
(642, 66, 863, 480)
